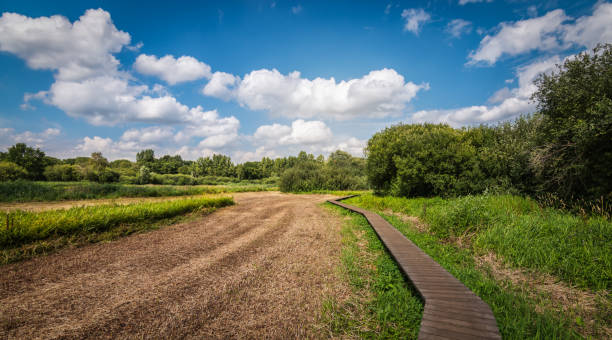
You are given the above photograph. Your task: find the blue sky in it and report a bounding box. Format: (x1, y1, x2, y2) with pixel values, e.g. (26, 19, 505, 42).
(0, 0, 609, 161)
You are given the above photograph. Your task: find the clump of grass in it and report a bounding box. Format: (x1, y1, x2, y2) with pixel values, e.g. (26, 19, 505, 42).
(0, 196, 234, 249)
(0, 181, 275, 202)
(320, 203, 423, 339)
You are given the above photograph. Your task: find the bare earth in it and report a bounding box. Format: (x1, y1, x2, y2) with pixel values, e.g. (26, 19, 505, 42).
(0, 192, 349, 339)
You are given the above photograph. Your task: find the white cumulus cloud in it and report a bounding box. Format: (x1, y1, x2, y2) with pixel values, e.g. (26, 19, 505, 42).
(468, 3, 612, 66)
(0, 9, 130, 81)
(203, 68, 427, 120)
(254, 119, 332, 146)
(401, 8, 430, 35)
(468, 9, 568, 65)
(134, 54, 212, 85)
(563, 2, 612, 49)
(202, 71, 240, 100)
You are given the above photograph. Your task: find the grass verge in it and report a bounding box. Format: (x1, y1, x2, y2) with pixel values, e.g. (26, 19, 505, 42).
(0, 181, 275, 202)
(346, 194, 611, 291)
(1, 196, 234, 264)
(320, 202, 423, 339)
(344, 194, 611, 339)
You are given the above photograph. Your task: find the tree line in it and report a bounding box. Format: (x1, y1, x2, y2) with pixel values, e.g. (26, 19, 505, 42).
(0, 143, 366, 186)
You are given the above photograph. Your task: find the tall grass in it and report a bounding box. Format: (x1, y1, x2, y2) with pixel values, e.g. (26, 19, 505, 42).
(0, 181, 275, 202)
(346, 194, 612, 291)
(0, 196, 233, 249)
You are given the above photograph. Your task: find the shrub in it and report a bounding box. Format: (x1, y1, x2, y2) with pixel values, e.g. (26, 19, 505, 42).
(0, 161, 28, 181)
(531, 43, 612, 202)
(96, 169, 120, 183)
(44, 164, 81, 181)
(366, 124, 484, 197)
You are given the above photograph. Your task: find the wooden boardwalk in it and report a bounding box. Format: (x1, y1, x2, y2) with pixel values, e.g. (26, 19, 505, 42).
(328, 197, 501, 340)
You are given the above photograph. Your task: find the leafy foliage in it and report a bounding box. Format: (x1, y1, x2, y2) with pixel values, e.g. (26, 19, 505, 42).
(531, 43, 612, 202)
(2, 143, 49, 180)
(0, 161, 28, 181)
(279, 150, 368, 192)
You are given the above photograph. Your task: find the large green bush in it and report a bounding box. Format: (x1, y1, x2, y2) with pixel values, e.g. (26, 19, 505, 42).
(0, 161, 28, 181)
(531, 43, 612, 202)
(44, 164, 81, 181)
(367, 124, 487, 197)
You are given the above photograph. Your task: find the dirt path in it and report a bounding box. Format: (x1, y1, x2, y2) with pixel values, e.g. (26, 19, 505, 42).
(0, 192, 349, 339)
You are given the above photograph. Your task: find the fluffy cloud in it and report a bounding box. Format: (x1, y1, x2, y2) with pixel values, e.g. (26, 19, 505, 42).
(120, 126, 175, 144)
(468, 9, 568, 65)
(233, 146, 278, 163)
(202, 71, 240, 100)
(1, 8, 239, 136)
(254, 119, 332, 146)
(323, 137, 366, 157)
(0, 127, 61, 149)
(468, 3, 612, 65)
(401, 8, 430, 35)
(253, 123, 292, 141)
(446, 19, 472, 38)
(134, 54, 212, 85)
(563, 2, 612, 49)
(203, 68, 427, 120)
(412, 56, 560, 126)
(0, 9, 130, 81)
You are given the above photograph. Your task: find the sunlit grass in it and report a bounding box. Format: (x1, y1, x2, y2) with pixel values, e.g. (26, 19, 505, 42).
(0, 180, 275, 202)
(0, 196, 234, 249)
(346, 194, 612, 291)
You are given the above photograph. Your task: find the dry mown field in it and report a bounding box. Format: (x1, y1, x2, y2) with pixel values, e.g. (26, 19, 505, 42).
(0, 192, 350, 339)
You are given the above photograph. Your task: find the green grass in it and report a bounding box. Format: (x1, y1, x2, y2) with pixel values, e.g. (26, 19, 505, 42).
(320, 203, 423, 339)
(290, 189, 371, 196)
(0, 196, 234, 252)
(343, 194, 611, 338)
(0, 180, 276, 202)
(345, 194, 612, 291)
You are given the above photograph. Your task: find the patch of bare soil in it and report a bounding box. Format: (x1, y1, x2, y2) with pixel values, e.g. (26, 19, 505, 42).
(0, 192, 349, 339)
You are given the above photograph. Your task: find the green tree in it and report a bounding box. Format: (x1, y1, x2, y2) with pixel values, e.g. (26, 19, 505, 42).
(0, 161, 28, 181)
(366, 124, 483, 197)
(5, 143, 47, 180)
(138, 166, 152, 184)
(531, 43, 612, 201)
(89, 152, 109, 171)
(44, 164, 81, 181)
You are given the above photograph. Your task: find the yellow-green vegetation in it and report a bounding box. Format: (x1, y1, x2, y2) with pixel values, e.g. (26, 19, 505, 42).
(0, 181, 274, 202)
(1, 196, 234, 264)
(320, 203, 423, 339)
(344, 194, 611, 339)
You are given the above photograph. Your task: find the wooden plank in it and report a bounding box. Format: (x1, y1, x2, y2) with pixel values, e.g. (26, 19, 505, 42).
(328, 196, 501, 340)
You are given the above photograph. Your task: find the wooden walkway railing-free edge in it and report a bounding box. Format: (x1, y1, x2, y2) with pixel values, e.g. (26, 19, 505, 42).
(328, 196, 502, 340)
